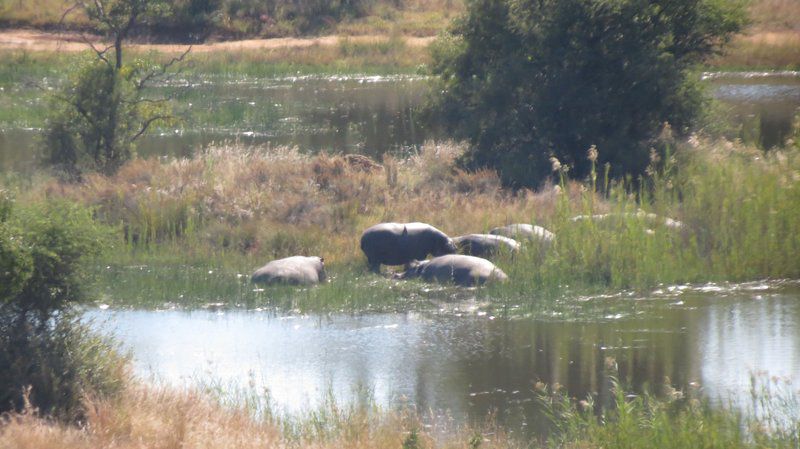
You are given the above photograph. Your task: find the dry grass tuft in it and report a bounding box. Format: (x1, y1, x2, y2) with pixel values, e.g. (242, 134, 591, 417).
(0, 384, 519, 449)
(39, 141, 576, 265)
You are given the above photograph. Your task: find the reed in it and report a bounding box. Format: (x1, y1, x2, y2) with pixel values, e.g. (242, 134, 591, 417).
(2, 132, 796, 311)
(2, 371, 798, 449)
(542, 375, 800, 449)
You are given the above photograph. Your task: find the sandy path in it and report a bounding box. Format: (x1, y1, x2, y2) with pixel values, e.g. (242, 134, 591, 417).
(0, 28, 435, 53)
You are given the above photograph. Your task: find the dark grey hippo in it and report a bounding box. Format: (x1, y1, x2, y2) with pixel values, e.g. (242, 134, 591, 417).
(401, 254, 508, 286)
(251, 256, 326, 285)
(360, 222, 457, 272)
(490, 223, 555, 244)
(452, 234, 520, 258)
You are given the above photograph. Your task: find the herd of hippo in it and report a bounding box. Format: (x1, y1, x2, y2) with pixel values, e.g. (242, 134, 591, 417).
(250, 222, 557, 287)
(250, 214, 684, 287)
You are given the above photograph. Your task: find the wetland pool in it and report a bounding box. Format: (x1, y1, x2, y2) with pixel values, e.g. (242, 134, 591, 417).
(87, 279, 800, 432)
(2, 72, 799, 172)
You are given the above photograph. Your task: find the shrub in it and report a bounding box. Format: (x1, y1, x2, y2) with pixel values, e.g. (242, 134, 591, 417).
(220, 0, 375, 36)
(0, 200, 126, 420)
(430, 0, 747, 187)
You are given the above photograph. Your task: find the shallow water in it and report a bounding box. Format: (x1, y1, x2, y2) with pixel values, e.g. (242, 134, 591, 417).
(87, 280, 800, 430)
(1, 73, 799, 172)
(706, 72, 800, 149)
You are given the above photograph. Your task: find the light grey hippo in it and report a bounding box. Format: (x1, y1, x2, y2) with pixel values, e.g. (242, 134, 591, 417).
(251, 256, 326, 285)
(489, 223, 556, 244)
(452, 234, 520, 258)
(401, 254, 508, 286)
(360, 222, 457, 272)
(570, 212, 685, 231)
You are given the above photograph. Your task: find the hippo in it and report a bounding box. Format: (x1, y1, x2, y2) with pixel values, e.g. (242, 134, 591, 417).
(452, 234, 520, 258)
(401, 254, 508, 286)
(489, 223, 556, 244)
(251, 256, 326, 285)
(570, 212, 685, 231)
(360, 222, 457, 273)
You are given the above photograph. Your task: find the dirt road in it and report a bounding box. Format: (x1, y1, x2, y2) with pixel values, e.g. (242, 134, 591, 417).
(0, 28, 435, 53)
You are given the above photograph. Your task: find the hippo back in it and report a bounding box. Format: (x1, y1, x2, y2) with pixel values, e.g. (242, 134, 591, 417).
(453, 234, 520, 258)
(360, 222, 456, 268)
(490, 224, 555, 244)
(418, 254, 507, 286)
(251, 256, 325, 285)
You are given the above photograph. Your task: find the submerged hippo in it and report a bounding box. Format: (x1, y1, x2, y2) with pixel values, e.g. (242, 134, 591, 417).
(489, 224, 556, 244)
(452, 234, 520, 258)
(402, 255, 508, 286)
(251, 256, 326, 285)
(360, 222, 457, 272)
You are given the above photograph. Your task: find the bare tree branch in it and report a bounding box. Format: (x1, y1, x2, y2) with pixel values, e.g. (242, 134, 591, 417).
(129, 114, 172, 142)
(134, 46, 193, 91)
(78, 33, 115, 68)
(59, 2, 82, 27)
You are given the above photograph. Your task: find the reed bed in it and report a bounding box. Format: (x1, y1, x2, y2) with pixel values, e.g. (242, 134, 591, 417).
(1, 372, 798, 449)
(3, 133, 794, 307)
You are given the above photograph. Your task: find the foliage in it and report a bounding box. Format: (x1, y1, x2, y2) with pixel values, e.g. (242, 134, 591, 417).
(156, 0, 221, 40)
(430, 0, 748, 187)
(219, 0, 376, 36)
(44, 60, 138, 178)
(44, 0, 185, 179)
(0, 200, 124, 420)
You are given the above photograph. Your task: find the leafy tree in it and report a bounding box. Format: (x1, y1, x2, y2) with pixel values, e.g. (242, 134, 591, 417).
(430, 0, 747, 187)
(44, 0, 188, 178)
(0, 199, 124, 420)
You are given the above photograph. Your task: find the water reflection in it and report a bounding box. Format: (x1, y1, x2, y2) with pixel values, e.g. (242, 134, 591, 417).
(88, 281, 800, 429)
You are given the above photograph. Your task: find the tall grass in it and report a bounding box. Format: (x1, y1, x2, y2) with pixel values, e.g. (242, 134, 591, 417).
(0, 382, 517, 449)
(4, 135, 800, 308)
(541, 375, 800, 449)
(1, 370, 798, 448)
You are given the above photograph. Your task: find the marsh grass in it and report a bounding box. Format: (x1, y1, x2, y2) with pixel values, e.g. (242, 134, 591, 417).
(0, 380, 519, 449)
(541, 377, 800, 449)
(4, 134, 800, 310)
(2, 369, 799, 449)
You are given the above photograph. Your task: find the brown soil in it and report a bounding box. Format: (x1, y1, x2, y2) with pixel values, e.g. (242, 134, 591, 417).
(0, 28, 435, 53)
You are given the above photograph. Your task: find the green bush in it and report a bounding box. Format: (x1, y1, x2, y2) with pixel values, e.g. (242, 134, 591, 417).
(430, 0, 747, 187)
(220, 0, 375, 36)
(43, 60, 136, 178)
(0, 200, 126, 420)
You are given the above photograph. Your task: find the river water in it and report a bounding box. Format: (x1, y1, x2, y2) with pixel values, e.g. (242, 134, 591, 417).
(1, 72, 799, 172)
(87, 280, 800, 430)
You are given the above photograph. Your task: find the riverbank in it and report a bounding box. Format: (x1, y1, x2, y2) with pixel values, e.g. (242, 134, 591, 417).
(1, 373, 798, 449)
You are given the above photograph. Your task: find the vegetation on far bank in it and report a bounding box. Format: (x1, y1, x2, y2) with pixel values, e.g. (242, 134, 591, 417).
(429, 0, 747, 188)
(0, 0, 799, 71)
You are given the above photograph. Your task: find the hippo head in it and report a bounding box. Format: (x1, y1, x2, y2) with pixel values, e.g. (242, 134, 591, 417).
(432, 236, 458, 257)
(398, 260, 429, 280)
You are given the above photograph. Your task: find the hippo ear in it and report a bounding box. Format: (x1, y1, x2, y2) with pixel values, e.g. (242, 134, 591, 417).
(402, 226, 408, 237)
(319, 257, 324, 264)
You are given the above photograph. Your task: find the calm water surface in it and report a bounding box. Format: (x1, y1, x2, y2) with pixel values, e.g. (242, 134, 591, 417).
(88, 280, 800, 428)
(2, 72, 799, 172)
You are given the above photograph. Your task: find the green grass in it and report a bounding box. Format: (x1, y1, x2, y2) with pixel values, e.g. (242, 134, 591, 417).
(541, 374, 800, 449)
